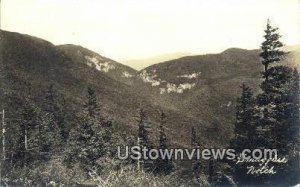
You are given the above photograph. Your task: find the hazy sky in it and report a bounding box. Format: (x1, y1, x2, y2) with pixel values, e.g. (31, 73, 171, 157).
(2, 0, 299, 65)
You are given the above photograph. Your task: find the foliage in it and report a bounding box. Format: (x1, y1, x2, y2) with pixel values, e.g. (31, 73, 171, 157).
(231, 20, 300, 186)
(153, 111, 174, 175)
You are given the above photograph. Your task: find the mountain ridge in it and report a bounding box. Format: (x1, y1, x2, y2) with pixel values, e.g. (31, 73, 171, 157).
(0, 29, 299, 148)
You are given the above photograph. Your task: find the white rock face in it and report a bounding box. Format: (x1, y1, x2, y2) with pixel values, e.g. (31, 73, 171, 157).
(139, 70, 197, 94)
(221, 101, 233, 108)
(122, 71, 134, 78)
(85, 56, 115, 72)
(177, 72, 201, 79)
(160, 88, 166, 94)
(160, 83, 196, 94)
(139, 70, 161, 87)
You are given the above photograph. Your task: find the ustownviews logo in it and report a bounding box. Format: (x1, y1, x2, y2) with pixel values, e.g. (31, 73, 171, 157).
(117, 146, 278, 161)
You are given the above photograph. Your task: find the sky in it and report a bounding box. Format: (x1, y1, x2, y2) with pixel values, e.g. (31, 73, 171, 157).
(1, 0, 300, 68)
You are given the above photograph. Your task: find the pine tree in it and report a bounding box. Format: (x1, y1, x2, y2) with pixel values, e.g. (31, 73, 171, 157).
(228, 20, 299, 186)
(255, 20, 299, 186)
(154, 111, 173, 174)
(190, 126, 201, 178)
(231, 84, 256, 151)
(66, 87, 109, 173)
(39, 84, 63, 154)
(283, 68, 300, 185)
(208, 159, 214, 184)
(191, 126, 197, 148)
(230, 84, 258, 185)
(58, 97, 68, 141)
(260, 19, 285, 83)
(137, 108, 152, 170)
(266, 66, 295, 153)
(257, 20, 287, 150)
(138, 109, 151, 148)
(15, 100, 40, 183)
(158, 111, 167, 150)
(288, 68, 299, 154)
(85, 87, 99, 119)
(14, 99, 40, 170)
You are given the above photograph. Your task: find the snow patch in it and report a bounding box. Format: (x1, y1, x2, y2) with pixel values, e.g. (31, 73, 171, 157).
(122, 71, 134, 78)
(85, 56, 115, 72)
(139, 70, 161, 87)
(177, 72, 201, 79)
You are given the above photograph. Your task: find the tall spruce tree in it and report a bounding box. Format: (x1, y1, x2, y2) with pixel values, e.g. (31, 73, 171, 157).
(287, 68, 300, 185)
(255, 20, 299, 186)
(260, 19, 285, 82)
(40, 84, 63, 154)
(288, 68, 299, 154)
(154, 111, 173, 174)
(231, 84, 256, 151)
(137, 108, 152, 170)
(66, 87, 108, 173)
(191, 126, 197, 147)
(138, 109, 151, 149)
(208, 159, 214, 184)
(257, 20, 287, 149)
(85, 87, 99, 118)
(271, 67, 300, 185)
(190, 126, 201, 178)
(17, 100, 40, 167)
(230, 84, 257, 185)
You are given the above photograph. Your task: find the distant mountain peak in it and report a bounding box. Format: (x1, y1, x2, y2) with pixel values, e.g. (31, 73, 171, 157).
(221, 48, 250, 54)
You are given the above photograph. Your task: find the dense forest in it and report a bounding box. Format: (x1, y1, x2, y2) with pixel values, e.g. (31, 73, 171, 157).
(0, 21, 299, 187)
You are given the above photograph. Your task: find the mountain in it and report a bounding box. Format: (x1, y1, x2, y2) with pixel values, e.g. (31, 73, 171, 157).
(123, 52, 193, 70)
(0, 30, 158, 136)
(0, 30, 200, 148)
(134, 48, 260, 145)
(58, 44, 138, 85)
(0, 30, 298, 149)
(138, 47, 299, 145)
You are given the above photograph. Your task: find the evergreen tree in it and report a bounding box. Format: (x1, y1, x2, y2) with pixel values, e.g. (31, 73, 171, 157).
(138, 109, 151, 149)
(288, 68, 299, 154)
(257, 20, 287, 147)
(9, 98, 39, 179)
(230, 84, 259, 185)
(44, 84, 69, 141)
(266, 66, 295, 153)
(257, 20, 288, 149)
(154, 111, 173, 174)
(137, 108, 152, 170)
(85, 87, 99, 119)
(251, 20, 298, 186)
(13, 99, 40, 172)
(260, 19, 285, 82)
(191, 126, 197, 147)
(283, 68, 300, 185)
(231, 84, 256, 151)
(208, 159, 214, 184)
(58, 97, 68, 141)
(190, 126, 201, 178)
(66, 87, 109, 174)
(39, 84, 63, 154)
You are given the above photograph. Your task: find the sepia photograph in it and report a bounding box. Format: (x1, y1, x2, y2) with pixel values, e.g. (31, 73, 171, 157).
(0, 0, 299, 186)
